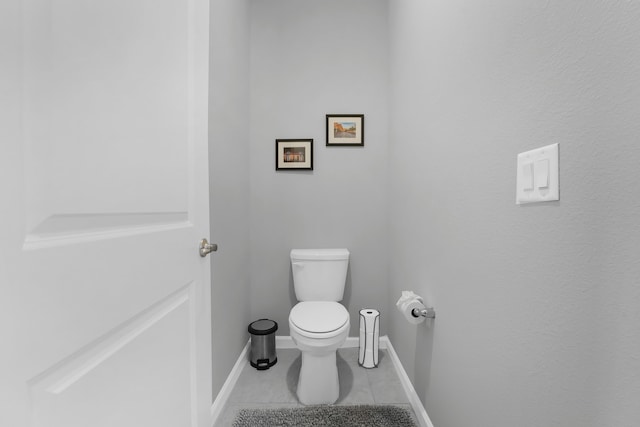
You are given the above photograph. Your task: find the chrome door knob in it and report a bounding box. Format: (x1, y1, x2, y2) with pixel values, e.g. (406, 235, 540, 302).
(199, 238, 218, 257)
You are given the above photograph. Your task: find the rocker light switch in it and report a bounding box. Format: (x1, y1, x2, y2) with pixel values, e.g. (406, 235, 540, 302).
(535, 159, 550, 189)
(522, 162, 534, 191)
(516, 143, 559, 204)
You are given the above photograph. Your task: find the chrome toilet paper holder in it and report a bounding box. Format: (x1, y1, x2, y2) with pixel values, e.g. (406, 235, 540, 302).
(412, 307, 436, 319)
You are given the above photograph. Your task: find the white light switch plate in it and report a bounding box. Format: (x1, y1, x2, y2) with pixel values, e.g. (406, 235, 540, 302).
(516, 143, 559, 204)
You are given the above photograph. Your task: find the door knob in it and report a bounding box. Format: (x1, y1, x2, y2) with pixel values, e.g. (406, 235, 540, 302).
(199, 238, 218, 257)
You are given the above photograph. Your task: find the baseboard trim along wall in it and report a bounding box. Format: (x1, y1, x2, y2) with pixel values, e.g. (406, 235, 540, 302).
(210, 335, 434, 427)
(382, 337, 435, 427)
(210, 340, 250, 424)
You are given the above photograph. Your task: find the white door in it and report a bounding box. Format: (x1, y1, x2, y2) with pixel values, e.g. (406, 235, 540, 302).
(0, 1, 212, 426)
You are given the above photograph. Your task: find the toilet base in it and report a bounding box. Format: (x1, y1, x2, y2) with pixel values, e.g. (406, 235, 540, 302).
(297, 350, 339, 405)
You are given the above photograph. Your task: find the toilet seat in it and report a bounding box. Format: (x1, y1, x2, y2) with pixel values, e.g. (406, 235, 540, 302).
(290, 301, 349, 335)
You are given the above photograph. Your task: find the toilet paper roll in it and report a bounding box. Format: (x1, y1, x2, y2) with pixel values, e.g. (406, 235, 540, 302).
(400, 299, 426, 324)
(396, 291, 426, 325)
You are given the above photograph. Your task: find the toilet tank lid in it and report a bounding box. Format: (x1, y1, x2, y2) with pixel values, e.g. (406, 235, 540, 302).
(290, 248, 349, 261)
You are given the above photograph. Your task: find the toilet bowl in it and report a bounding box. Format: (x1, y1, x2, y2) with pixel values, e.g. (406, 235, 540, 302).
(289, 301, 350, 405)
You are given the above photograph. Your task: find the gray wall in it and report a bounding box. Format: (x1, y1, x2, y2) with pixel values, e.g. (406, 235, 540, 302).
(388, 1, 640, 426)
(249, 0, 390, 336)
(209, 0, 251, 400)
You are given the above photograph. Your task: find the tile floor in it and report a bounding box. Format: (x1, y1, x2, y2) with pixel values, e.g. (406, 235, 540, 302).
(215, 347, 419, 426)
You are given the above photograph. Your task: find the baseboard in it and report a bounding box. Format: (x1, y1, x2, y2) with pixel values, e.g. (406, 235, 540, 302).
(344, 336, 363, 348)
(275, 335, 296, 348)
(211, 336, 433, 427)
(210, 340, 250, 426)
(381, 336, 434, 427)
(276, 335, 363, 349)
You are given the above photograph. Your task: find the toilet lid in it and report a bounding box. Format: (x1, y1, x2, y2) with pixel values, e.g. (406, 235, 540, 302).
(290, 301, 349, 333)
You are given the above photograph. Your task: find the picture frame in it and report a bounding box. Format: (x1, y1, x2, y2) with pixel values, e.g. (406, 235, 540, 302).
(326, 114, 364, 146)
(275, 139, 314, 171)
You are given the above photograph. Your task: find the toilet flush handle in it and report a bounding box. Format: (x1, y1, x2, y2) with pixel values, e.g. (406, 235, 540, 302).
(292, 262, 304, 270)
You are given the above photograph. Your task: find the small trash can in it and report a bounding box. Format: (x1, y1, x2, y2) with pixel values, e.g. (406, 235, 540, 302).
(248, 319, 278, 370)
(358, 308, 380, 368)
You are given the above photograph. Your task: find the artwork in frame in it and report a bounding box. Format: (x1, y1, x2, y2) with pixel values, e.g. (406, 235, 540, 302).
(326, 114, 364, 146)
(275, 139, 314, 171)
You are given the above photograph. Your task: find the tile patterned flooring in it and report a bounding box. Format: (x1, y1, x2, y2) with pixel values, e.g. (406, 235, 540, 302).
(215, 346, 418, 426)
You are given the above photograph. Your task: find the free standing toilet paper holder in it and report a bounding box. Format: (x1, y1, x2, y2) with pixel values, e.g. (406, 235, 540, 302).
(412, 307, 436, 319)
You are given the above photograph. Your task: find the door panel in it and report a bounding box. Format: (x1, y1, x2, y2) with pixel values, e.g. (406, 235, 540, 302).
(23, 0, 189, 234)
(1, 1, 212, 426)
(30, 288, 192, 427)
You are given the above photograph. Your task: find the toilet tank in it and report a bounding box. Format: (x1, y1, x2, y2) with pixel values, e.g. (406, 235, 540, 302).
(290, 249, 350, 301)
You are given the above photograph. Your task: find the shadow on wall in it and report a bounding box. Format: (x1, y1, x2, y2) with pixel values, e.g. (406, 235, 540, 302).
(414, 319, 435, 403)
(343, 267, 353, 310)
(288, 266, 296, 308)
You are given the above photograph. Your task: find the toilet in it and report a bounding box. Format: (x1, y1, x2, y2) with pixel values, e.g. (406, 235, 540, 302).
(288, 248, 350, 405)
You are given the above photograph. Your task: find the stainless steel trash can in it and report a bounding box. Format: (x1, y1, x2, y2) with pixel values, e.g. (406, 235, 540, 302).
(248, 319, 278, 370)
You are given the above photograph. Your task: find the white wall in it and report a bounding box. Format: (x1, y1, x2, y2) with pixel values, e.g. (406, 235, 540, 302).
(388, 1, 640, 426)
(249, 0, 390, 336)
(209, 0, 252, 399)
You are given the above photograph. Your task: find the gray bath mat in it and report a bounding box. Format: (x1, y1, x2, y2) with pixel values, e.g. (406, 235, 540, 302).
(232, 404, 417, 426)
